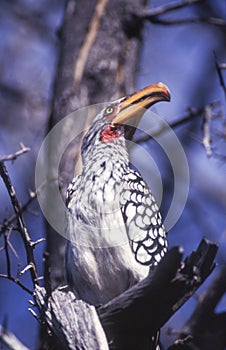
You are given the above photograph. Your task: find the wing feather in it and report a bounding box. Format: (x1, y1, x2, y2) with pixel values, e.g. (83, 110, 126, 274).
(120, 170, 167, 266)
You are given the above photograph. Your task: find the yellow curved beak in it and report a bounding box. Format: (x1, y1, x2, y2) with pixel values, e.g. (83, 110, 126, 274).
(113, 82, 170, 125)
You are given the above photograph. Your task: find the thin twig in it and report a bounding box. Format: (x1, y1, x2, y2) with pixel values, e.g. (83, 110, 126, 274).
(1, 226, 19, 259)
(31, 237, 46, 248)
(0, 162, 39, 290)
(7, 234, 19, 259)
(0, 325, 30, 350)
(139, 0, 202, 18)
(146, 16, 226, 27)
(28, 307, 41, 322)
(19, 263, 34, 277)
(137, 0, 226, 28)
(134, 103, 220, 144)
(0, 143, 30, 162)
(0, 189, 37, 234)
(134, 106, 204, 144)
(0, 274, 33, 294)
(214, 53, 226, 99)
(4, 232, 12, 278)
(202, 105, 212, 157)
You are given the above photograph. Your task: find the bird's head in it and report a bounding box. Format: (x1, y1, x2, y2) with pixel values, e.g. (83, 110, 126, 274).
(82, 82, 170, 162)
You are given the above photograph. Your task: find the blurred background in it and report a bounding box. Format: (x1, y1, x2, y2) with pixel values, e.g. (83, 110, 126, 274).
(0, 0, 225, 348)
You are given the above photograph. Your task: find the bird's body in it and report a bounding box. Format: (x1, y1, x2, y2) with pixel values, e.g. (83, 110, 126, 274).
(65, 83, 169, 306)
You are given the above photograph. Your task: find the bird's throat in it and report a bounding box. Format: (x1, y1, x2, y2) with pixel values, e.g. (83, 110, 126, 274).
(100, 124, 122, 143)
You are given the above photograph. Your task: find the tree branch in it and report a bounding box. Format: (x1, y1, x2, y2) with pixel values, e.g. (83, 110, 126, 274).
(0, 143, 30, 162)
(183, 264, 226, 330)
(33, 238, 218, 350)
(98, 238, 217, 349)
(0, 189, 37, 234)
(140, 0, 202, 18)
(134, 0, 226, 28)
(0, 325, 29, 350)
(145, 16, 226, 27)
(134, 106, 204, 144)
(170, 265, 226, 349)
(202, 105, 212, 157)
(214, 53, 226, 99)
(0, 273, 33, 294)
(0, 161, 39, 290)
(34, 286, 109, 350)
(134, 102, 219, 145)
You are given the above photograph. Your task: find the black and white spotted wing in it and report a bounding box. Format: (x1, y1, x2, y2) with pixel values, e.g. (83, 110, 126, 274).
(120, 169, 167, 267)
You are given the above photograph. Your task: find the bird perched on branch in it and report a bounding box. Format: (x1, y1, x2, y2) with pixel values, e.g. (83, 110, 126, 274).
(65, 83, 170, 307)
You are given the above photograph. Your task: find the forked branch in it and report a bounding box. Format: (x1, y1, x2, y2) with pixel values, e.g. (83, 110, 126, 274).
(0, 148, 39, 292)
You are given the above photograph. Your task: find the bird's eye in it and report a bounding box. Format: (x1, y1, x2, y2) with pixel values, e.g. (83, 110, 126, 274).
(104, 106, 114, 115)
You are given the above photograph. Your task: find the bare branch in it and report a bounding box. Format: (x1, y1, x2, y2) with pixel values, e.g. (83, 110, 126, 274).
(0, 143, 30, 163)
(34, 286, 109, 350)
(214, 53, 226, 99)
(6, 229, 19, 259)
(0, 325, 29, 350)
(183, 265, 226, 330)
(134, 102, 220, 144)
(98, 239, 218, 349)
(140, 0, 202, 18)
(19, 263, 34, 277)
(134, 106, 204, 144)
(28, 307, 41, 322)
(0, 161, 39, 290)
(0, 186, 43, 234)
(0, 274, 33, 294)
(202, 105, 212, 157)
(7, 238, 19, 259)
(4, 231, 12, 278)
(135, 0, 226, 28)
(31, 237, 46, 248)
(170, 265, 226, 349)
(167, 335, 194, 350)
(146, 16, 226, 27)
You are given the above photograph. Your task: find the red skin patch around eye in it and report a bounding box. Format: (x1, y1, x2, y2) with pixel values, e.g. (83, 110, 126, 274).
(100, 125, 121, 143)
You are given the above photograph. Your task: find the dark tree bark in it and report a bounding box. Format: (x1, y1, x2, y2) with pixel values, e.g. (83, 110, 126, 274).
(170, 265, 226, 350)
